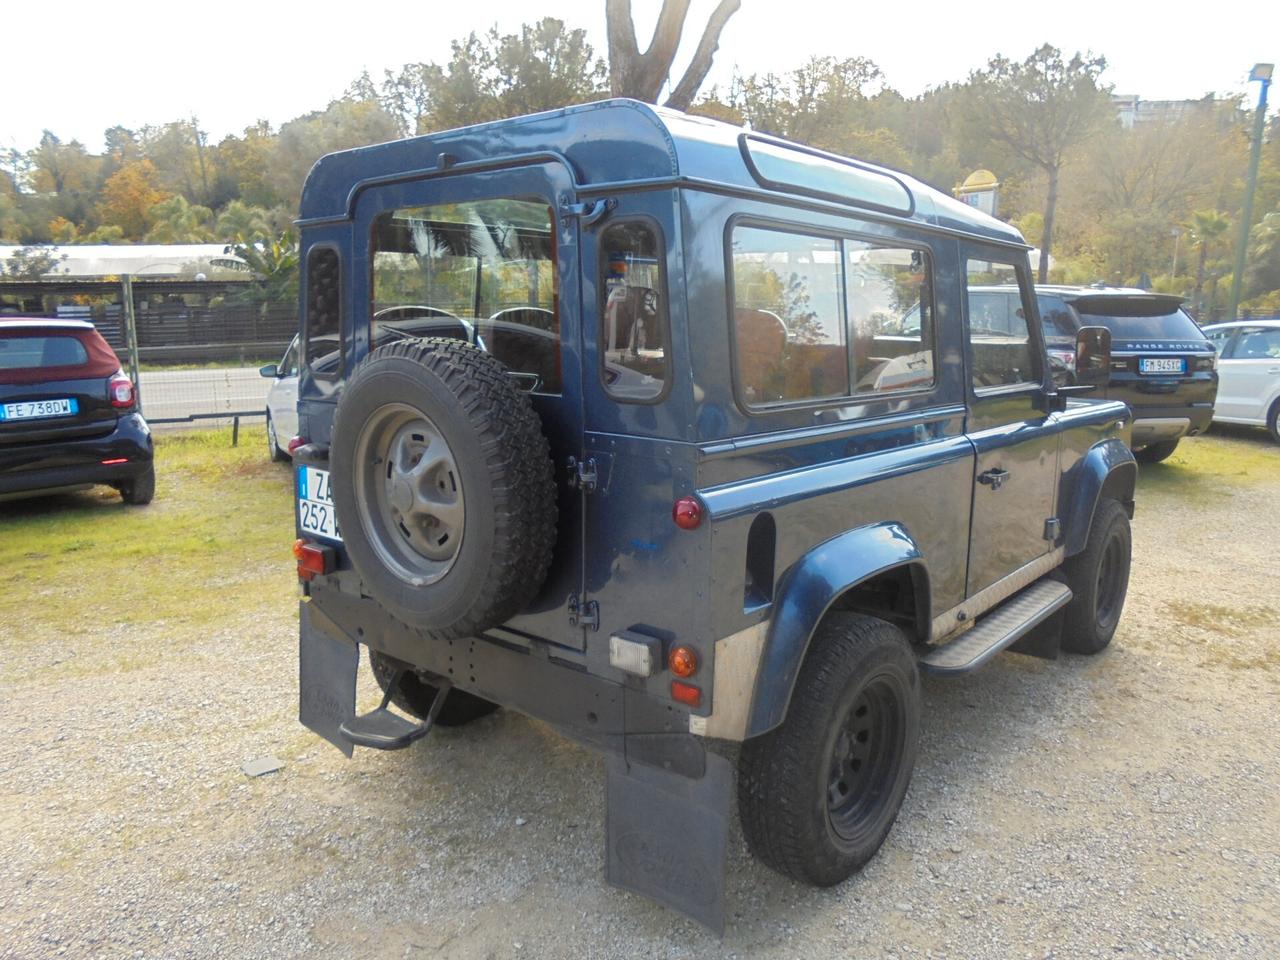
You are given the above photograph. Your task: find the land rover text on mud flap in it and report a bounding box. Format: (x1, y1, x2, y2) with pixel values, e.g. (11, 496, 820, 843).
(291, 99, 1137, 932)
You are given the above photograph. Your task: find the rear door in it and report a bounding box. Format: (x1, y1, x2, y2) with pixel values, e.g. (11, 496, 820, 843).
(962, 251, 1060, 596)
(1219, 327, 1280, 422)
(352, 163, 587, 651)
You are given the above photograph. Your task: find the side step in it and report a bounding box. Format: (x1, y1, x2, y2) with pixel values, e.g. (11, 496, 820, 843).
(339, 673, 452, 750)
(921, 579, 1072, 676)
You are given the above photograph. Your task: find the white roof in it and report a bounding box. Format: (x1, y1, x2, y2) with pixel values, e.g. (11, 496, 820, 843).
(0, 243, 244, 278)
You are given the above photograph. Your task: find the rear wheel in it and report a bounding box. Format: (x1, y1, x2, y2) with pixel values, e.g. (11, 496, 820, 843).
(368, 650, 499, 727)
(119, 464, 155, 505)
(1062, 498, 1131, 654)
(266, 412, 288, 462)
(1267, 399, 1280, 445)
(1135, 439, 1179, 463)
(738, 613, 920, 886)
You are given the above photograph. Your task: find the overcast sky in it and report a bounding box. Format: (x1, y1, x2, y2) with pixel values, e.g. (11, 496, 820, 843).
(5, 0, 1276, 153)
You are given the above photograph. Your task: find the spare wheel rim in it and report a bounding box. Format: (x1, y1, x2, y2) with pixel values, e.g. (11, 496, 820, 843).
(353, 402, 466, 586)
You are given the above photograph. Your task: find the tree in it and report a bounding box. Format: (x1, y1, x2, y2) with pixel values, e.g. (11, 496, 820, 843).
(145, 195, 213, 243)
(963, 45, 1113, 281)
(99, 159, 167, 239)
(2, 245, 67, 279)
(217, 232, 301, 304)
(140, 119, 215, 205)
(1188, 209, 1230, 316)
(605, 0, 741, 109)
(214, 121, 280, 208)
(268, 99, 400, 208)
(215, 200, 273, 243)
(28, 132, 99, 195)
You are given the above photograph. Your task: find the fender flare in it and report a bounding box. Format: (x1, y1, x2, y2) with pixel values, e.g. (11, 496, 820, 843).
(1062, 437, 1137, 557)
(744, 521, 930, 738)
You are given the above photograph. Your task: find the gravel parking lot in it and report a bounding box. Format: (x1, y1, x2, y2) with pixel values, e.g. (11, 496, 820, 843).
(1, 428, 1277, 959)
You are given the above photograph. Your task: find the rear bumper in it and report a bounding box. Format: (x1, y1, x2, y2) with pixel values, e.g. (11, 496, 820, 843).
(1130, 404, 1213, 446)
(0, 412, 152, 495)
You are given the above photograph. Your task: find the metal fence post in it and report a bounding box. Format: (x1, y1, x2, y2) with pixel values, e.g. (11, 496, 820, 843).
(120, 274, 143, 413)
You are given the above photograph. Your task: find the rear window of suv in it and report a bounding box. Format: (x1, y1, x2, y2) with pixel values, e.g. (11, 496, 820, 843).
(1073, 302, 1203, 340)
(0, 334, 89, 371)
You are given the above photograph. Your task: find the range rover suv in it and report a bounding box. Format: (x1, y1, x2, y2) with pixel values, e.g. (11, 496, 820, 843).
(0, 318, 155, 503)
(975, 285, 1218, 462)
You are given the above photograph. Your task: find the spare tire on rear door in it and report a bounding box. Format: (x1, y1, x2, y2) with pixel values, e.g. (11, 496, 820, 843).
(331, 337, 557, 638)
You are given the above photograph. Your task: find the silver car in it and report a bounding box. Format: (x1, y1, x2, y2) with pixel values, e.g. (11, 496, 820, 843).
(259, 336, 299, 460)
(1201, 320, 1280, 443)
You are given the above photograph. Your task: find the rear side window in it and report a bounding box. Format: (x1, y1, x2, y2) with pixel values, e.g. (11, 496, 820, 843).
(1232, 328, 1280, 359)
(1037, 295, 1077, 338)
(600, 220, 669, 401)
(730, 225, 936, 408)
(0, 335, 88, 370)
(966, 263, 1039, 390)
(304, 247, 342, 376)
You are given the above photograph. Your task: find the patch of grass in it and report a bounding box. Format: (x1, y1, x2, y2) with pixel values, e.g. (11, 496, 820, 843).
(1165, 600, 1278, 636)
(1135, 432, 1280, 504)
(0, 426, 296, 653)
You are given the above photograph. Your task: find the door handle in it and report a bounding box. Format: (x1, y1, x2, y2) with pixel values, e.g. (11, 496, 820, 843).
(978, 468, 1010, 490)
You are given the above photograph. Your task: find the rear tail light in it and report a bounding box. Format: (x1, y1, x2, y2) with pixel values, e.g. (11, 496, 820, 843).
(287, 435, 308, 455)
(108, 371, 134, 409)
(670, 680, 702, 708)
(293, 538, 334, 581)
(1194, 355, 1217, 372)
(672, 495, 702, 530)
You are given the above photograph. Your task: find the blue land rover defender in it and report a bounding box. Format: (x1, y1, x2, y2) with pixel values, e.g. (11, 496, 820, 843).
(291, 100, 1136, 931)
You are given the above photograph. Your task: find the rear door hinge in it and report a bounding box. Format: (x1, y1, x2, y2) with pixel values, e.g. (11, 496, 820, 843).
(566, 456, 598, 493)
(568, 594, 599, 631)
(559, 196, 615, 228)
(1044, 517, 1061, 542)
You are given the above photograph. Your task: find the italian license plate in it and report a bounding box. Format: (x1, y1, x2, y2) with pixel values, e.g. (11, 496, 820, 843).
(0, 397, 78, 421)
(1139, 357, 1186, 375)
(298, 466, 341, 541)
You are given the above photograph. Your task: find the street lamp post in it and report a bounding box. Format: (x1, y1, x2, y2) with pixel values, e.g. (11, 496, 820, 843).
(1227, 63, 1273, 322)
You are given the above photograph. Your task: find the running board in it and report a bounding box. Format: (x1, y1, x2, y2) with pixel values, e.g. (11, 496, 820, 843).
(339, 673, 452, 750)
(920, 579, 1072, 676)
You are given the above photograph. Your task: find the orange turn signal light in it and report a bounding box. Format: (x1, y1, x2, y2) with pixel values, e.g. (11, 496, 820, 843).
(669, 645, 699, 678)
(670, 680, 702, 708)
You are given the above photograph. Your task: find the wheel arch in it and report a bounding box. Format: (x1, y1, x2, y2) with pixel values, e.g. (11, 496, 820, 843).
(744, 521, 930, 738)
(1062, 437, 1137, 558)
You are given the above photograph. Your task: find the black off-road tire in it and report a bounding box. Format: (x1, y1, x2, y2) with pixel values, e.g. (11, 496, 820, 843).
(1134, 439, 1179, 463)
(369, 650, 499, 727)
(119, 464, 156, 505)
(266, 412, 288, 462)
(1061, 498, 1131, 654)
(738, 613, 921, 887)
(331, 338, 556, 638)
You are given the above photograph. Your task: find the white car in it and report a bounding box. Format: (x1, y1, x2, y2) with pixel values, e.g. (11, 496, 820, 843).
(260, 336, 299, 461)
(1201, 319, 1280, 443)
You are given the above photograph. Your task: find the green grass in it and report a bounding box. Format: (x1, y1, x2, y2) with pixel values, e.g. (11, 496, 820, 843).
(1134, 428, 1280, 504)
(0, 427, 296, 656)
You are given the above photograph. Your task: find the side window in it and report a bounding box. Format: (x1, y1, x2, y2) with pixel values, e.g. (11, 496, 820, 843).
(1237, 328, 1280, 358)
(731, 226, 846, 405)
(847, 242, 934, 394)
(600, 221, 669, 401)
(1206, 327, 1234, 356)
(370, 198, 560, 394)
(1037, 295, 1076, 338)
(304, 246, 341, 376)
(966, 261, 1039, 390)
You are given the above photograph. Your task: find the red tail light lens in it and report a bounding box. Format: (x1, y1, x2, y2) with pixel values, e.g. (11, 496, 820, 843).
(672, 496, 702, 530)
(108, 371, 134, 409)
(670, 680, 702, 708)
(293, 538, 334, 581)
(287, 435, 308, 454)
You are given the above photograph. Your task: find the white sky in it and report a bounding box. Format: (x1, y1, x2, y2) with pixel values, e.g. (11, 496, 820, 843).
(5, 0, 1277, 153)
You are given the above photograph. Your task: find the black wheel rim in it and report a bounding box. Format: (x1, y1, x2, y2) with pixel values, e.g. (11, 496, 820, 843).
(826, 675, 906, 843)
(1095, 531, 1126, 629)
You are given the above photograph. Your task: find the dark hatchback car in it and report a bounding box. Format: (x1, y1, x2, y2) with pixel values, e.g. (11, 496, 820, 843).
(973, 285, 1217, 462)
(0, 319, 155, 503)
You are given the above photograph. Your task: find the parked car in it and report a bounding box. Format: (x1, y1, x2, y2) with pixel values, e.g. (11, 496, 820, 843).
(972, 285, 1217, 462)
(0, 318, 154, 503)
(260, 336, 299, 461)
(1200, 319, 1280, 442)
(288, 100, 1137, 931)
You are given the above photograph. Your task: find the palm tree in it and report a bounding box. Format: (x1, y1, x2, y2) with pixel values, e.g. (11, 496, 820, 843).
(214, 201, 273, 245)
(1188, 210, 1230, 318)
(145, 195, 213, 243)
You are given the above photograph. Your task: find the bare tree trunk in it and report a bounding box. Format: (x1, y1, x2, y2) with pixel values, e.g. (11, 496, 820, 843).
(605, 0, 740, 108)
(665, 0, 741, 110)
(1038, 165, 1059, 284)
(1193, 243, 1208, 317)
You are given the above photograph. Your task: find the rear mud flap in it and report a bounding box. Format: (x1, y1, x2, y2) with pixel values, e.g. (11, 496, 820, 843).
(605, 746, 732, 934)
(299, 601, 358, 758)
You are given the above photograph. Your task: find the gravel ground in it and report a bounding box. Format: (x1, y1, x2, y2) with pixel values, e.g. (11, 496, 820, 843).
(2, 433, 1278, 959)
